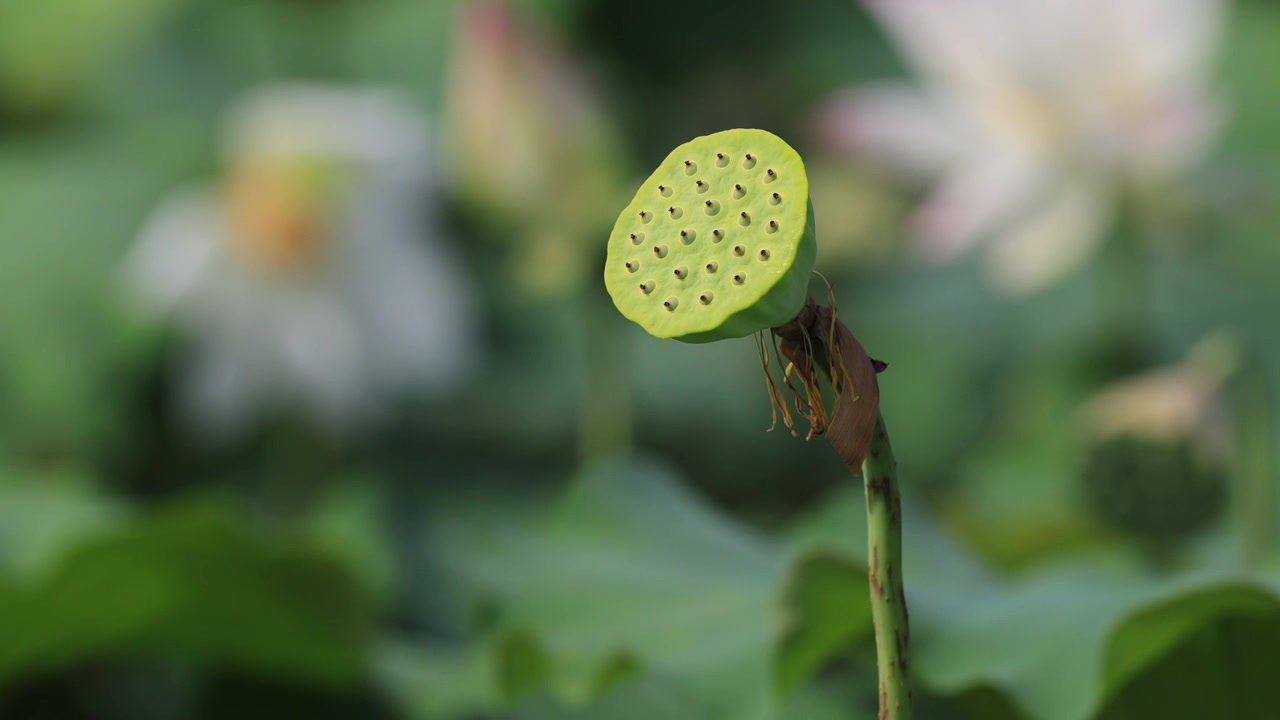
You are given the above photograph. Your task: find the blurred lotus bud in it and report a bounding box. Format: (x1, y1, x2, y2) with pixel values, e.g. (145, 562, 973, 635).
(443, 0, 629, 296)
(1079, 339, 1237, 542)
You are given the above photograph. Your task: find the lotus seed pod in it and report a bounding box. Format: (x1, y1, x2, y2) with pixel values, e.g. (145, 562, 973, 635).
(1081, 436, 1226, 542)
(604, 129, 816, 343)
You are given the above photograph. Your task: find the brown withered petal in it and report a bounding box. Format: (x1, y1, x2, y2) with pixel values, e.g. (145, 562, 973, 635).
(771, 295, 881, 470)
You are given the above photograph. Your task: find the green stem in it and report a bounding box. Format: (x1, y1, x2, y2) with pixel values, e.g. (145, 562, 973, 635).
(771, 299, 912, 717)
(1230, 353, 1277, 567)
(862, 412, 912, 720)
(579, 297, 633, 462)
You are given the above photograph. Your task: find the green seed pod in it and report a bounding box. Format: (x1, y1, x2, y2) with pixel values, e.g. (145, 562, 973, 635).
(1081, 436, 1226, 542)
(1078, 347, 1237, 545)
(604, 129, 816, 343)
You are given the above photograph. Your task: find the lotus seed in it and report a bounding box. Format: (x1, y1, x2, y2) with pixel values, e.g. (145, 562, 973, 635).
(664, 297, 679, 310)
(733, 273, 745, 284)
(705, 261, 718, 273)
(699, 292, 714, 305)
(712, 229, 724, 241)
(743, 153, 757, 169)
(767, 220, 778, 233)
(625, 260, 639, 272)
(630, 232, 644, 244)
(669, 206, 683, 219)
(654, 245, 668, 258)
(674, 266, 688, 279)
(739, 212, 751, 226)
(679, 229, 696, 244)
(733, 245, 745, 256)
(759, 249, 770, 260)
(704, 200, 720, 215)
(640, 211, 651, 223)
(765, 168, 776, 182)
(640, 280, 654, 293)
(684, 161, 697, 175)
(659, 184, 672, 197)
(770, 192, 781, 205)
(695, 180, 707, 193)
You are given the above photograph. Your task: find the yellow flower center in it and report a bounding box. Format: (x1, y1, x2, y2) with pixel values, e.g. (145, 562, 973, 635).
(225, 156, 347, 273)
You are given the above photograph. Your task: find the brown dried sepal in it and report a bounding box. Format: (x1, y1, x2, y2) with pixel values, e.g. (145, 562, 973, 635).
(768, 295, 882, 471)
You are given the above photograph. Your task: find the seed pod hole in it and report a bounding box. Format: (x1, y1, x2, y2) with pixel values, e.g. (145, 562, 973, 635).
(674, 266, 688, 279)
(733, 183, 746, 200)
(640, 280, 655, 294)
(679, 229, 696, 244)
(639, 211, 651, 223)
(625, 260, 639, 273)
(712, 229, 724, 242)
(695, 180, 708, 193)
(668, 206, 683, 219)
(743, 153, 757, 169)
(664, 297, 679, 310)
(705, 261, 718, 273)
(733, 273, 746, 285)
(653, 245, 668, 258)
(769, 192, 781, 206)
(659, 184, 673, 197)
(684, 160, 697, 175)
(765, 168, 776, 183)
(704, 200, 720, 215)
(733, 245, 745, 256)
(758, 249, 771, 260)
(739, 212, 751, 226)
(716, 152, 729, 168)
(630, 232, 645, 245)
(766, 220, 778, 234)
(699, 292, 714, 305)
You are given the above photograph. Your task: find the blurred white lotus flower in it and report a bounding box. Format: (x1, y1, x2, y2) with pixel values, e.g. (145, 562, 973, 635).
(444, 0, 628, 296)
(817, 0, 1226, 293)
(125, 84, 474, 436)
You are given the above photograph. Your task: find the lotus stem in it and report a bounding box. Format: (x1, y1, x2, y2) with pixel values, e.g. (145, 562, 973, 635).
(862, 412, 912, 720)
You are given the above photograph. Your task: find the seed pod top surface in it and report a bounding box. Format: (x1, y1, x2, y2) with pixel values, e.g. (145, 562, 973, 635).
(604, 129, 815, 343)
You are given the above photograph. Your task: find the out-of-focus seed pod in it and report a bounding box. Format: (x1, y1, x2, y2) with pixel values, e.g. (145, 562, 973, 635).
(1079, 341, 1237, 543)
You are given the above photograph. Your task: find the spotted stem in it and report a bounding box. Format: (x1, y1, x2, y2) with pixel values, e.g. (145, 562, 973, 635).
(862, 412, 912, 720)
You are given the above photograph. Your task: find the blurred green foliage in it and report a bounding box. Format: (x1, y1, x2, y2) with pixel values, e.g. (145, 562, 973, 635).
(1, 0, 1279, 718)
